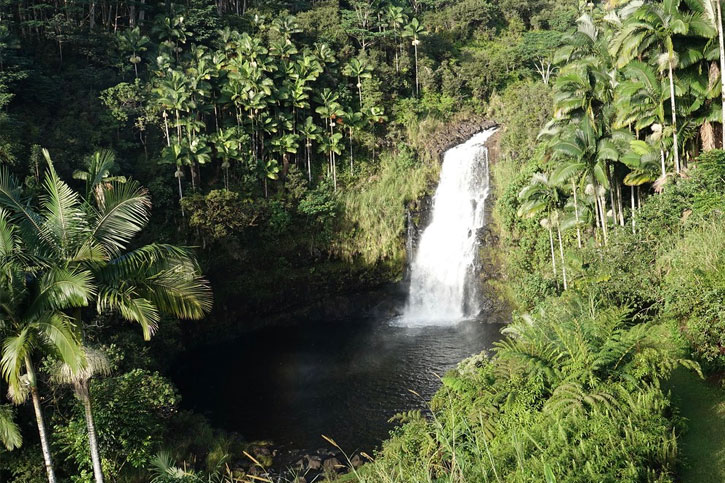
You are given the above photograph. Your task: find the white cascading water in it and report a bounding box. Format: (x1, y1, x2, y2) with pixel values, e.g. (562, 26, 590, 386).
(400, 128, 496, 326)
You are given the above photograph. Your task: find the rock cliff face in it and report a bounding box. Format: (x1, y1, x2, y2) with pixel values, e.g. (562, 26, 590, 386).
(476, 127, 511, 324)
(429, 117, 499, 162)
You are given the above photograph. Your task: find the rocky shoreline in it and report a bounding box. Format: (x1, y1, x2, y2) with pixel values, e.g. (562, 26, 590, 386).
(237, 443, 366, 482)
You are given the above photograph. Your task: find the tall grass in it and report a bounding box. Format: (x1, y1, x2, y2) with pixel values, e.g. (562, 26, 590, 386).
(332, 150, 438, 265)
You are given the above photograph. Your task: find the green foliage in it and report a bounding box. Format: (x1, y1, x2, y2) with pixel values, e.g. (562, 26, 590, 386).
(334, 148, 436, 264)
(487, 81, 553, 163)
(54, 369, 180, 475)
(358, 295, 687, 482)
(660, 222, 725, 365)
(182, 190, 257, 241)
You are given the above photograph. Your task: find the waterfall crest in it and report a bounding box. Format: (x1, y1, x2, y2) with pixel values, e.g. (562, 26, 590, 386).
(400, 128, 496, 326)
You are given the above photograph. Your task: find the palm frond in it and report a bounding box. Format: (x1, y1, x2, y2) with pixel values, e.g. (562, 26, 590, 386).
(34, 313, 85, 374)
(0, 167, 47, 246)
(50, 346, 110, 386)
(1, 327, 31, 403)
(26, 267, 95, 317)
(97, 287, 160, 340)
(0, 405, 21, 450)
(39, 150, 89, 255)
(89, 180, 151, 256)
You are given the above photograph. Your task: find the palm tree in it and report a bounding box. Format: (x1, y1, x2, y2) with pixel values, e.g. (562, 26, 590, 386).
(316, 89, 344, 191)
(117, 26, 150, 78)
(403, 18, 426, 97)
(386, 6, 407, 73)
(212, 128, 245, 190)
(610, 0, 715, 173)
(0, 217, 22, 454)
(299, 116, 322, 183)
(154, 70, 190, 146)
(160, 143, 186, 216)
(50, 347, 110, 483)
(342, 108, 363, 174)
(550, 118, 617, 245)
(685, 0, 725, 147)
(0, 166, 90, 483)
(621, 138, 664, 233)
(1, 151, 212, 483)
(614, 61, 668, 136)
(517, 172, 568, 289)
(343, 57, 372, 106)
(73, 150, 127, 206)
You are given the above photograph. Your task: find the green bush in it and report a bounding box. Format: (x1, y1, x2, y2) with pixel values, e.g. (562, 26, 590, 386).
(357, 295, 687, 482)
(54, 369, 180, 477)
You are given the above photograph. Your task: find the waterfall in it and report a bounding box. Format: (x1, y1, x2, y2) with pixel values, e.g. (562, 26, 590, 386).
(400, 128, 496, 326)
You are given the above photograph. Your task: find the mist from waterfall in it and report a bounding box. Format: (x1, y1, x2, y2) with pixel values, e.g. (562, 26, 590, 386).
(399, 128, 496, 326)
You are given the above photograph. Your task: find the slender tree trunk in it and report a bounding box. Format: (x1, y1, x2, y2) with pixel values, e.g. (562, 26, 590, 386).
(357, 75, 363, 106)
(175, 110, 181, 144)
(349, 129, 354, 174)
(572, 179, 582, 249)
(668, 62, 680, 174)
(89, 1, 95, 29)
(607, 164, 617, 230)
(718, 0, 725, 148)
(660, 148, 666, 178)
(332, 152, 337, 191)
(595, 187, 608, 246)
(307, 142, 312, 183)
(163, 113, 171, 147)
(25, 356, 57, 483)
(556, 222, 568, 290)
(617, 181, 624, 226)
(79, 384, 104, 483)
(548, 225, 557, 280)
(630, 185, 636, 235)
(414, 44, 419, 97)
(177, 172, 185, 218)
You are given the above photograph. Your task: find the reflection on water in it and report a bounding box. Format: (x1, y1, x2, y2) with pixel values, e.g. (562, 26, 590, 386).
(173, 316, 503, 451)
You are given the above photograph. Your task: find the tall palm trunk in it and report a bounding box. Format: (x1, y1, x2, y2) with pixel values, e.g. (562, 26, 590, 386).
(556, 222, 568, 290)
(306, 140, 312, 183)
(660, 148, 666, 177)
(25, 356, 57, 483)
(599, 194, 609, 245)
(414, 43, 419, 97)
(667, 62, 680, 173)
(357, 74, 363, 106)
(572, 179, 582, 249)
(595, 186, 608, 246)
(349, 128, 354, 174)
(616, 181, 625, 226)
(547, 225, 557, 280)
(77, 381, 104, 483)
(163, 111, 171, 147)
(606, 163, 617, 230)
(177, 171, 184, 218)
(630, 185, 636, 235)
(718, 0, 725, 148)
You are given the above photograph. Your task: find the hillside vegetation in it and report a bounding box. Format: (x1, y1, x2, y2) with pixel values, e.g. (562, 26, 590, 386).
(0, 0, 724, 482)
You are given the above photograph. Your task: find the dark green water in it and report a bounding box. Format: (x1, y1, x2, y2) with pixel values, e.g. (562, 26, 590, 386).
(173, 316, 502, 451)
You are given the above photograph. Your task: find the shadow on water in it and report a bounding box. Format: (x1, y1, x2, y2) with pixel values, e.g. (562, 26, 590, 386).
(173, 314, 503, 452)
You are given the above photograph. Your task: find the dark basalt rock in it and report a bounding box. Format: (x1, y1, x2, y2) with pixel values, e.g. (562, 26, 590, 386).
(430, 117, 498, 163)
